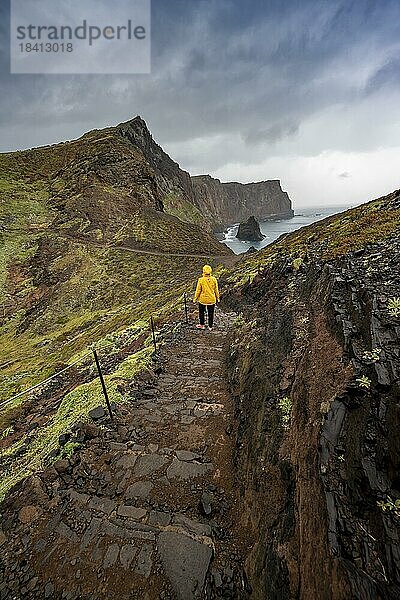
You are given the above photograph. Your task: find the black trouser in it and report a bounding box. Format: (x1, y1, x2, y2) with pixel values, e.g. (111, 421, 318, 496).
(199, 303, 215, 327)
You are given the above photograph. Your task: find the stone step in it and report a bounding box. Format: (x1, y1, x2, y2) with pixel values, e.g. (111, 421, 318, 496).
(0, 311, 242, 600)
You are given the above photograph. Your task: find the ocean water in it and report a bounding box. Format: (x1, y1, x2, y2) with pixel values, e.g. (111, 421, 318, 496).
(220, 204, 355, 254)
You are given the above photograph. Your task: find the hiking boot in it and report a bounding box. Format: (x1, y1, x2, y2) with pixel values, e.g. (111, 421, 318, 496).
(196, 324, 205, 330)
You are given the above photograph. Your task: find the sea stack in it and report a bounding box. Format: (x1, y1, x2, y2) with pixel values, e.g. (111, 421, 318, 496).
(236, 216, 265, 241)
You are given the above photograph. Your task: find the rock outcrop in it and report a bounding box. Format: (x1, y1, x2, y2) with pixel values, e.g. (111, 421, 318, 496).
(236, 216, 264, 242)
(117, 117, 197, 211)
(191, 175, 294, 229)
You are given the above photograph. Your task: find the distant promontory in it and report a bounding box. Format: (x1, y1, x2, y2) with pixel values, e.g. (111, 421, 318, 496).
(191, 175, 294, 230)
(118, 117, 294, 231)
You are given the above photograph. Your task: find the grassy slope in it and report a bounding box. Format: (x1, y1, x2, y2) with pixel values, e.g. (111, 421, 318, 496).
(0, 236, 223, 402)
(162, 191, 206, 229)
(0, 237, 226, 499)
(0, 126, 227, 253)
(0, 129, 230, 499)
(0, 125, 229, 400)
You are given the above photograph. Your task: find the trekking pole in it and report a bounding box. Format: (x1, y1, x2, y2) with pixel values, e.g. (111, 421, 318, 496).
(150, 316, 157, 352)
(183, 293, 189, 324)
(92, 349, 113, 421)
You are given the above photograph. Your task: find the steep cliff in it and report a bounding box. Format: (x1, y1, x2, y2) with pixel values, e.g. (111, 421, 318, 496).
(117, 117, 195, 204)
(117, 119, 294, 230)
(116, 117, 207, 228)
(223, 190, 400, 599)
(191, 175, 294, 229)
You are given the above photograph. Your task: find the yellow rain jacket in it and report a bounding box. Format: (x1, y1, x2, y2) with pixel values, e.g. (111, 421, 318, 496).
(193, 265, 220, 305)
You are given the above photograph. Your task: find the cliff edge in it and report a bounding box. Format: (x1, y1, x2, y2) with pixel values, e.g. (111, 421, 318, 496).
(192, 174, 294, 229)
(223, 189, 400, 599)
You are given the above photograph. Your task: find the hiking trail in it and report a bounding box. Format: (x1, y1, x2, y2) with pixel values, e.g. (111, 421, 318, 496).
(0, 309, 252, 600)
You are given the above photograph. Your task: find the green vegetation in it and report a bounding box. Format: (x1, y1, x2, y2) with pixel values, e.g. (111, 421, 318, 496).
(377, 497, 400, 517)
(162, 192, 205, 228)
(232, 313, 246, 328)
(0, 166, 53, 303)
(362, 348, 382, 362)
(387, 297, 400, 318)
(356, 376, 372, 389)
(0, 425, 13, 440)
(277, 396, 292, 428)
(114, 208, 224, 255)
(292, 257, 303, 271)
(110, 346, 153, 379)
(0, 340, 154, 501)
(0, 237, 222, 405)
(57, 441, 81, 460)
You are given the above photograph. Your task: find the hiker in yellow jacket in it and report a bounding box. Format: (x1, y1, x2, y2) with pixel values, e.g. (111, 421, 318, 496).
(193, 265, 220, 331)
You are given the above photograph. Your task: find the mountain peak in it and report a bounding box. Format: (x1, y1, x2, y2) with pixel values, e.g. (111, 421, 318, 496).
(117, 114, 150, 133)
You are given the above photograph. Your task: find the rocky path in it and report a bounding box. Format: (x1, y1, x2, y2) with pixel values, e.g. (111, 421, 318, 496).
(54, 231, 242, 268)
(113, 244, 241, 267)
(0, 310, 251, 600)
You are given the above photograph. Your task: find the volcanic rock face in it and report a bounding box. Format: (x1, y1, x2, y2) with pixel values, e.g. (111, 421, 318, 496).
(236, 216, 264, 241)
(0, 116, 230, 255)
(191, 175, 294, 229)
(224, 191, 400, 599)
(117, 117, 196, 208)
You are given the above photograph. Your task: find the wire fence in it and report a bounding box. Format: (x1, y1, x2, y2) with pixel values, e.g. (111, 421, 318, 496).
(0, 328, 157, 419)
(0, 352, 92, 411)
(0, 294, 194, 417)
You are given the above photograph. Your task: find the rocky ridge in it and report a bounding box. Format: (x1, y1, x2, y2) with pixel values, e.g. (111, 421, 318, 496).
(1, 116, 292, 249)
(116, 117, 294, 230)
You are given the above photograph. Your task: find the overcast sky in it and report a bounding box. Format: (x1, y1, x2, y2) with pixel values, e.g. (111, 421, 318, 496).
(1, 0, 400, 207)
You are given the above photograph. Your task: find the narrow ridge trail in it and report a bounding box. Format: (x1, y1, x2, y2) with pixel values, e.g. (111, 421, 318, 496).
(32, 229, 243, 267)
(0, 310, 252, 600)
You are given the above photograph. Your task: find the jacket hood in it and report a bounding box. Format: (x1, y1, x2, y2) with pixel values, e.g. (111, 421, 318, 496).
(202, 265, 212, 276)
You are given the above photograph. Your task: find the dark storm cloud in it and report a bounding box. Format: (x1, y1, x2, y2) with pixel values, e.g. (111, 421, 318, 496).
(0, 0, 400, 205)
